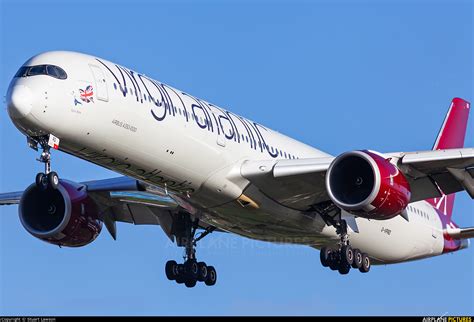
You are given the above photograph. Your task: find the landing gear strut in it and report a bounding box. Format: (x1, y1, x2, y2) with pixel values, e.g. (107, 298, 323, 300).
(313, 202, 371, 275)
(165, 215, 217, 288)
(30, 135, 59, 191)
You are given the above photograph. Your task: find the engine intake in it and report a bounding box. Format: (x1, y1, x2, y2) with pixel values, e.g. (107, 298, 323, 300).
(19, 180, 102, 247)
(326, 150, 411, 220)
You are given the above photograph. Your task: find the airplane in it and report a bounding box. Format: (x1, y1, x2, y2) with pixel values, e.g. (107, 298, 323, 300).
(1, 51, 473, 288)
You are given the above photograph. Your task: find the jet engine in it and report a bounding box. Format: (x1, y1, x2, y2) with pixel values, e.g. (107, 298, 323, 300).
(326, 150, 411, 220)
(18, 180, 102, 247)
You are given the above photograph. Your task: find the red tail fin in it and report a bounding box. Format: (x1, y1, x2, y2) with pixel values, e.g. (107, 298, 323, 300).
(426, 97, 471, 218)
(432, 97, 470, 150)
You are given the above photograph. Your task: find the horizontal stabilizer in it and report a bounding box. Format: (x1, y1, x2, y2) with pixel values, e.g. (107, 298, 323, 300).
(445, 227, 474, 239)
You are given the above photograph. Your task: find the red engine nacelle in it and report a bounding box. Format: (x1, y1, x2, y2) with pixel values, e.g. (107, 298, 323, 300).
(19, 180, 102, 247)
(326, 150, 411, 220)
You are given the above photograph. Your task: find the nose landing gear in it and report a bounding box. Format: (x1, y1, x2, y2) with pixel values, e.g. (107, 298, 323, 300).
(35, 171, 59, 191)
(29, 135, 60, 191)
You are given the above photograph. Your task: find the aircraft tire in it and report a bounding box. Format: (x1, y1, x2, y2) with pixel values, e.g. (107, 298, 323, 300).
(338, 263, 351, 275)
(48, 172, 59, 190)
(359, 253, 371, 273)
(205, 266, 217, 286)
(320, 247, 332, 267)
(351, 249, 363, 269)
(341, 245, 354, 266)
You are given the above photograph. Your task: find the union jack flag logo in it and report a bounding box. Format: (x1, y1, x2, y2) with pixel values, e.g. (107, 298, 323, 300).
(79, 85, 94, 103)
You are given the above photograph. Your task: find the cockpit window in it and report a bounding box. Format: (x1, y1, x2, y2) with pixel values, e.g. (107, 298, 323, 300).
(47, 65, 67, 79)
(46, 65, 59, 78)
(28, 65, 47, 76)
(14, 64, 67, 80)
(14, 66, 29, 77)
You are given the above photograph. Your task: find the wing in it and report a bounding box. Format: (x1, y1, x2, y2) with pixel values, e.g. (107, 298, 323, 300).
(0, 176, 217, 241)
(241, 157, 334, 210)
(391, 148, 474, 201)
(0, 191, 22, 205)
(241, 148, 474, 211)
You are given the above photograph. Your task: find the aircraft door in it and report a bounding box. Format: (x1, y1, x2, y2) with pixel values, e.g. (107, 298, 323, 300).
(89, 64, 109, 102)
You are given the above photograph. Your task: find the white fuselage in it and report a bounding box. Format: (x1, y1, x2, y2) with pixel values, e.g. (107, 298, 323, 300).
(7, 51, 450, 264)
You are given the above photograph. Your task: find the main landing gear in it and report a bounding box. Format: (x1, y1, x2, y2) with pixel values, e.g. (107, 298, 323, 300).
(30, 136, 60, 191)
(313, 202, 371, 275)
(165, 214, 217, 288)
(320, 244, 371, 275)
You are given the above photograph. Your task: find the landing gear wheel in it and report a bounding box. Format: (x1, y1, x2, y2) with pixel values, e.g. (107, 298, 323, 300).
(205, 266, 217, 286)
(32, 136, 56, 190)
(48, 171, 59, 190)
(338, 263, 351, 275)
(166, 216, 218, 287)
(320, 247, 332, 267)
(185, 260, 199, 279)
(359, 253, 371, 273)
(175, 264, 185, 284)
(328, 255, 339, 271)
(313, 204, 375, 274)
(351, 249, 363, 269)
(165, 260, 178, 280)
(35, 173, 47, 190)
(197, 262, 208, 282)
(185, 278, 197, 288)
(341, 245, 354, 266)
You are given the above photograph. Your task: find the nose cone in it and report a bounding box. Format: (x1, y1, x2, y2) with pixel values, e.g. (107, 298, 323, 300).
(7, 85, 33, 119)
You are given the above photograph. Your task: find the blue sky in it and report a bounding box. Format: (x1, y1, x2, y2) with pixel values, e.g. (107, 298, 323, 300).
(1, 0, 473, 316)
